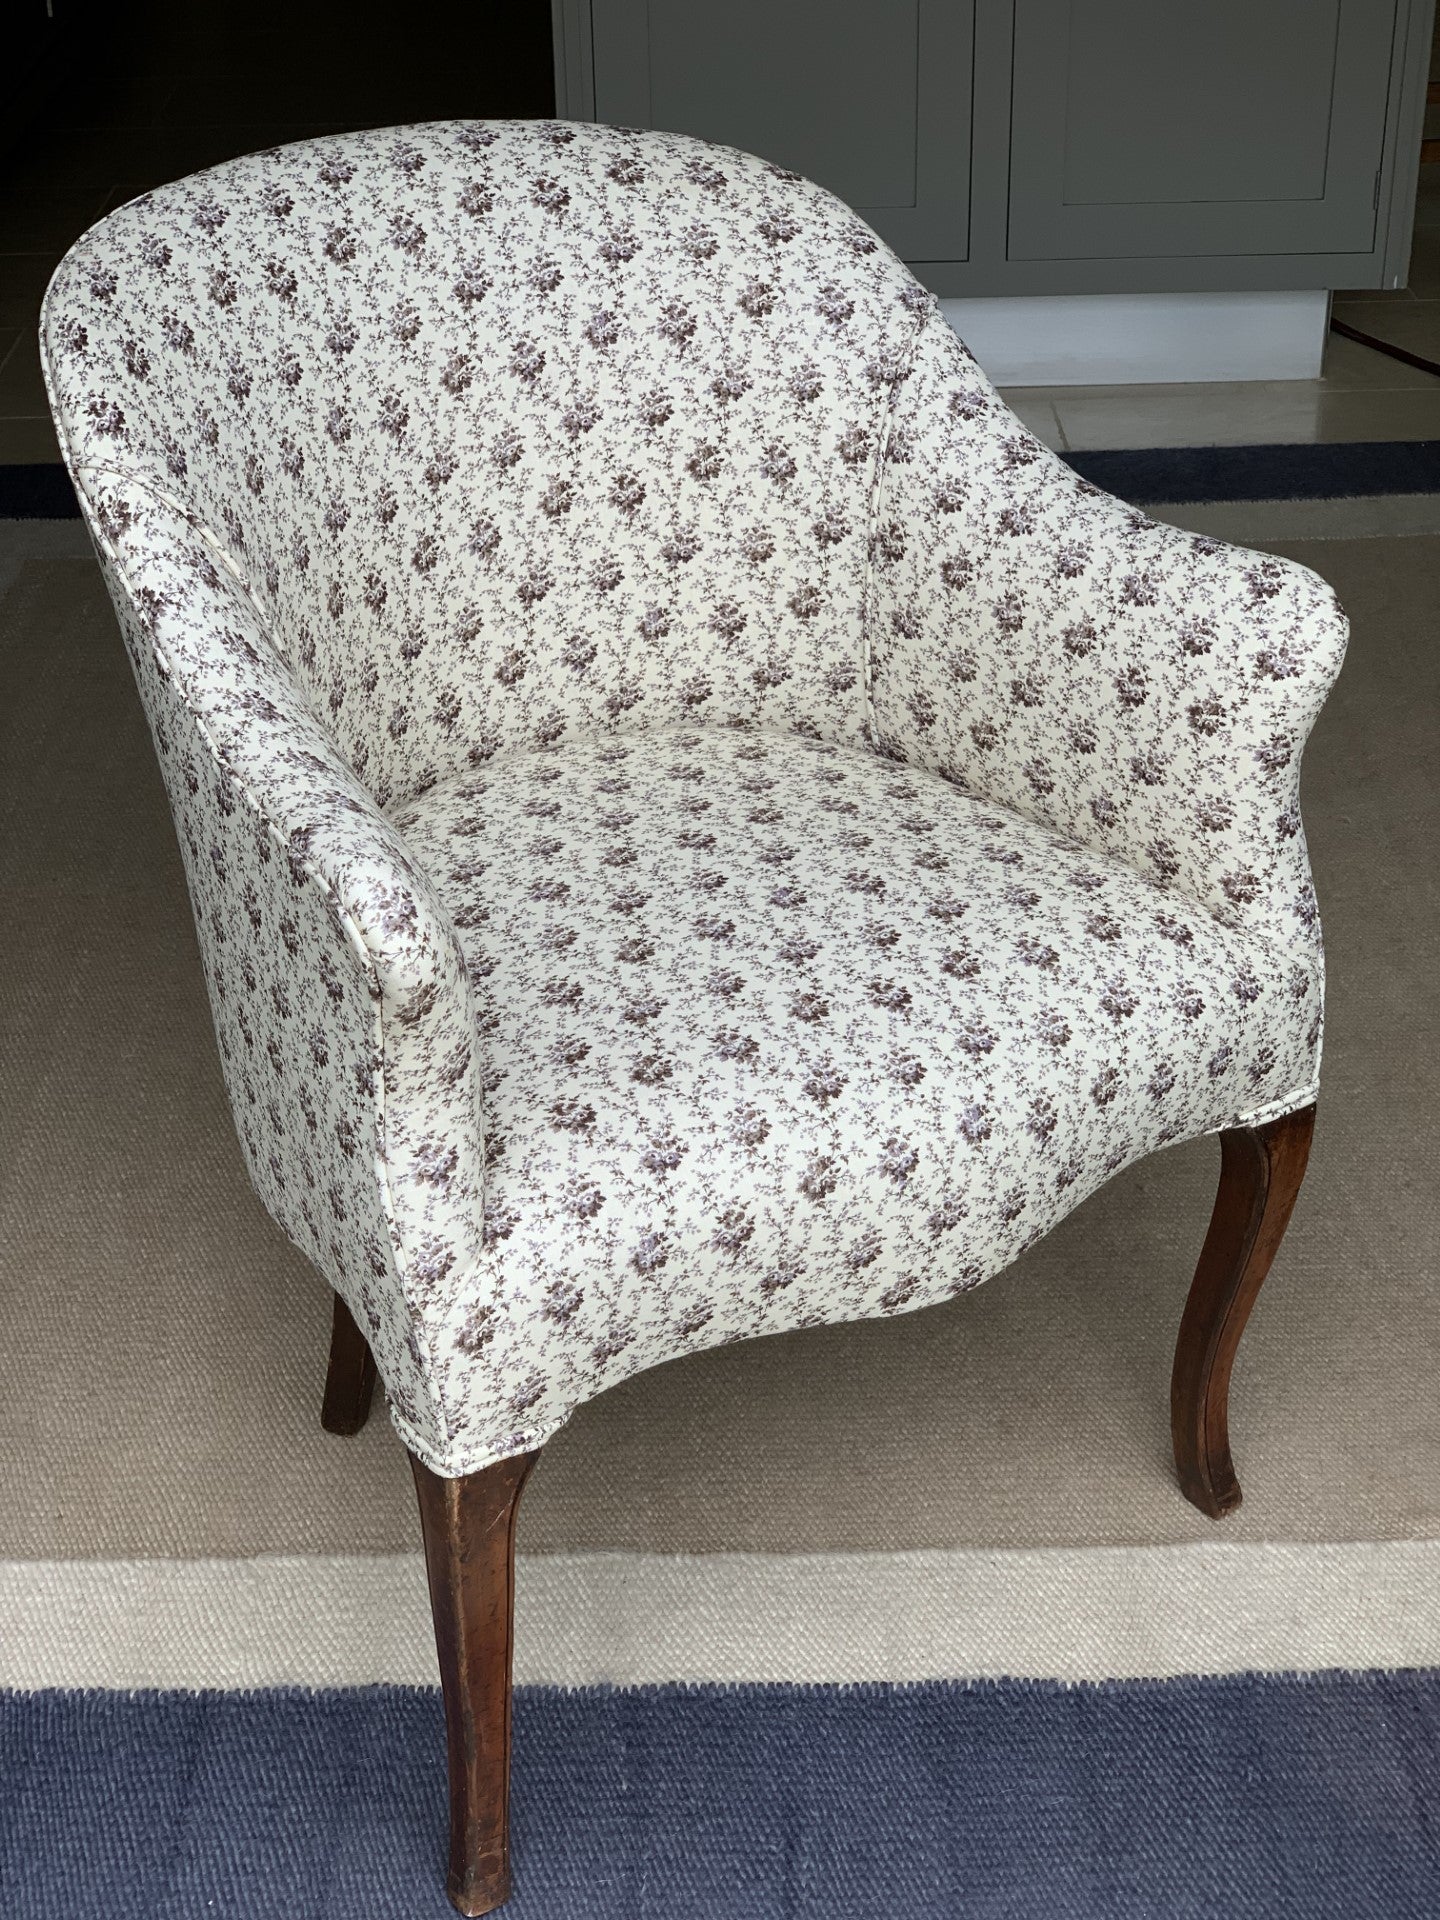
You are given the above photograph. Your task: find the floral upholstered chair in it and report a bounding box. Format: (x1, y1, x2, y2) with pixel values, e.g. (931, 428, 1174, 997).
(42, 121, 1345, 1912)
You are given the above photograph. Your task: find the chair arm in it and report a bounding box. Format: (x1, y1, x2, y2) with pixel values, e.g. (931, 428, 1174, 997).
(870, 313, 1349, 947)
(76, 467, 483, 1465)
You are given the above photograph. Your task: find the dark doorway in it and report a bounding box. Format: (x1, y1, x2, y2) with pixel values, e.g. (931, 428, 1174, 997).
(1, 0, 555, 462)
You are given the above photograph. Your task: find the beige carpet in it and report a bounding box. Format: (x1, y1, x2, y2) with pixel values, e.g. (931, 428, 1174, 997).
(1, 515, 1436, 1563)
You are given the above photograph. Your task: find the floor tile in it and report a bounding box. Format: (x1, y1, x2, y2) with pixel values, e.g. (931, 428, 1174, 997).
(0, 130, 161, 196)
(0, 337, 49, 418)
(45, 106, 180, 138)
(1332, 285, 1418, 303)
(20, 128, 232, 185)
(0, 188, 114, 255)
(994, 391, 1067, 450)
(1049, 382, 1324, 450)
(0, 416, 61, 463)
(156, 93, 458, 130)
(1310, 385, 1440, 441)
(1330, 299, 1440, 370)
(1050, 376, 1440, 449)
(81, 125, 358, 180)
(1321, 326, 1440, 388)
(1412, 169, 1440, 233)
(0, 256, 63, 333)
(45, 76, 180, 136)
(96, 185, 159, 219)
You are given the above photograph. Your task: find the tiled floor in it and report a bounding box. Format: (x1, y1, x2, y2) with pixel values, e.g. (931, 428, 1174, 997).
(2, 7, 1439, 464)
(1004, 336, 1440, 454)
(1007, 171, 1440, 453)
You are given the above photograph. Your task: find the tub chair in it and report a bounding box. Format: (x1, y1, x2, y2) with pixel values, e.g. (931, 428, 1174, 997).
(40, 120, 1345, 1913)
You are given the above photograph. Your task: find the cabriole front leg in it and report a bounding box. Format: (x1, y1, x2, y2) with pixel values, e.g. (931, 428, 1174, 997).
(1171, 1105, 1316, 1519)
(411, 1447, 539, 1917)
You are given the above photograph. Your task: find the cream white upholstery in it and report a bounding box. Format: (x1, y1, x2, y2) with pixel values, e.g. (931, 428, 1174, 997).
(41, 121, 1346, 1474)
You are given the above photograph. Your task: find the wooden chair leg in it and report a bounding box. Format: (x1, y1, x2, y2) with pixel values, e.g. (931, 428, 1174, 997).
(320, 1290, 377, 1435)
(1171, 1103, 1316, 1519)
(411, 1447, 539, 1918)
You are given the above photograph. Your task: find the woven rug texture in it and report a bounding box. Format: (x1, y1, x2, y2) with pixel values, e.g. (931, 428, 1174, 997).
(1, 513, 1436, 1568)
(9, 1674, 1440, 1918)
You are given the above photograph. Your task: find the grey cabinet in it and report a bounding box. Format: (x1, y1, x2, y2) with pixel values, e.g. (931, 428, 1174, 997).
(583, 0, 974, 262)
(554, 0, 1435, 294)
(1008, 0, 1397, 261)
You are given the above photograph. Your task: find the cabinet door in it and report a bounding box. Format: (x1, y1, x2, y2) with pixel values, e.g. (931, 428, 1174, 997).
(589, 0, 974, 261)
(1007, 0, 1398, 260)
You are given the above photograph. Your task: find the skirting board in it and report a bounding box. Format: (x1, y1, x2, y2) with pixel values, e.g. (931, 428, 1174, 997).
(7, 1541, 1440, 1690)
(942, 290, 1329, 386)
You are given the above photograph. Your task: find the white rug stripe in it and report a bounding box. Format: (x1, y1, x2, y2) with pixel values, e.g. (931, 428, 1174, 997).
(4, 1542, 1440, 1689)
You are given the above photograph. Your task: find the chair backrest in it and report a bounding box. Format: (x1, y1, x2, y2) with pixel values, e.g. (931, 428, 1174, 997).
(42, 120, 938, 808)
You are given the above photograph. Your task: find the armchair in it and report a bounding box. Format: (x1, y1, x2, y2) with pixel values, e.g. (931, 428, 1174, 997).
(41, 119, 1345, 1913)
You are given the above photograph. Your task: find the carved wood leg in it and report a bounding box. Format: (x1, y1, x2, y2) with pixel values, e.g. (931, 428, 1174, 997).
(320, 1291, 377, 1435)
(1171, 1104, 1316, 1519)
(411, 1448, 539, 1917)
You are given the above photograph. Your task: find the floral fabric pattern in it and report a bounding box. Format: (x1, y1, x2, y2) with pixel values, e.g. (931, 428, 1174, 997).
(39, 120, 1347, 1475)
(869, 316, 1343, 947)
(391, 726, 1321, 1467)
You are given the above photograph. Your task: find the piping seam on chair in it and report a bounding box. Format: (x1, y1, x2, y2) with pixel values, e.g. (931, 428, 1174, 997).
(1230, 1082, 1319, 1130)
(859, 301, 932, 754)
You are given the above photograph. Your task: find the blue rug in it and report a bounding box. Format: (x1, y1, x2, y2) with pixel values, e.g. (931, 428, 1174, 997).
(6, 1673, 1440, 1917)
(5, 440, 1440, 518)
(1064, 438, 1440, 504)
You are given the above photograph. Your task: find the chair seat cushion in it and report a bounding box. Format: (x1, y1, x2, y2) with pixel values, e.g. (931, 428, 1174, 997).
(391, 726, 1318, 1449)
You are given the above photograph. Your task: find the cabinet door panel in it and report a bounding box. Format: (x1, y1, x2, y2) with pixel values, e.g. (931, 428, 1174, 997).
(1008, 0, 1398, 260)
(590, 0, 973, 260)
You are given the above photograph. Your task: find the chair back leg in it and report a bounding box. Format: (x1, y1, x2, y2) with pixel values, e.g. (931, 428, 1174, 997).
(1171, 1104, 1316, 1518)
(320, 1291, 378, 1435)
(411, 1447, 539, 1917)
